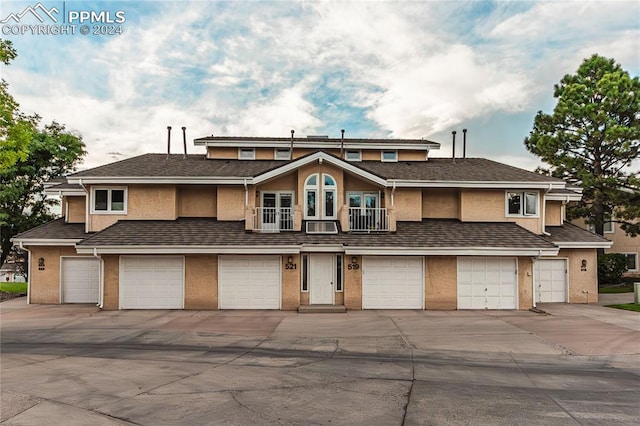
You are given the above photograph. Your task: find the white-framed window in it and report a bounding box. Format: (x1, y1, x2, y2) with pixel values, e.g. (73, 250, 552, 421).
(304, 174, 318, 219)
(238, 148, 255, 160)
(506, 191, 538, 217)
(345, 150, 361, 161)
(381, 150, 397, 162)
(274, 148, 291, 160)
(336, 255, 343, 292)
(623, 253, 638, 271)
(323, 174, 337, 219)
(301, 254, 309, 292)
(587, 218, 614, 234)
(91, 187, 127, 214)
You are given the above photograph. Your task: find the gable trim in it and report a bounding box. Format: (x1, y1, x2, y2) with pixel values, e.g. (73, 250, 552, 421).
(253, 151, 387, 186)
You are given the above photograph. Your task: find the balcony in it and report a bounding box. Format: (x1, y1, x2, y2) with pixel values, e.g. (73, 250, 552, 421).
(252, 207, 295, 232)
(348, 207, 389, 232)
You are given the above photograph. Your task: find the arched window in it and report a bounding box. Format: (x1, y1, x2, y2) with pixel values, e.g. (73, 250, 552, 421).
(322, 174, 337, 219)
(304, 174, 319, 219)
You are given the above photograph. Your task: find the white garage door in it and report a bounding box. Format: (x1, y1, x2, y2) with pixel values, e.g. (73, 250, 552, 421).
(61, 258, 100, 303)
(362, 256, 423, 309)
(535, 259, 567, 303)
(120, 256, 184, 309)
(218, 256, 281, 309)
(457, 257, 517, 310)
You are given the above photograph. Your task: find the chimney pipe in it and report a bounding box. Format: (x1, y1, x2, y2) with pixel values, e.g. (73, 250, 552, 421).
(290, 129, 295, 156)
(340, 129, 345, 158)
(462, 128, 467, 159)
(451, 130, 457, 163)
(166, 126, 172, 159)
(182, 126, 187, 159)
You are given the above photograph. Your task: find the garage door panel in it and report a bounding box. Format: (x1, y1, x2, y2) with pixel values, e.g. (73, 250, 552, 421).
(219, 256, 280, 309)
(457, 257, 517, 310)
(536, 259, 567, 303)
(62, 258, 100, 303)
(120, 257, 184, 309)
(362, 256, 423, 309)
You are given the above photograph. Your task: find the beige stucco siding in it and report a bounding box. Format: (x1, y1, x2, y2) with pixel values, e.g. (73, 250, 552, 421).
(344, 255, 362, 309)
(545, 200, 563, 226)
(282, 254, 300, 310)
(257, 173, 297, 193)
(89, 185, 178, 232)
(184, 255, 217, 309)
(559, 249, 598, 303)
(26, 246, 77, 304)
(424, 256, 457, 310)
(206, 147, 237, 159)
(460, 189, 542, 234)
(216, 186, 246, 220)
(422, 189, 459, 219)
(399, 151, 427, 161)
(518, 257, 533, 310)
(344, 174, 380, 193)
(102, 255, 119, 310)
(66, 196, 86, 223)
(177, 185, 217, 218)
(394, 188, 422, 221)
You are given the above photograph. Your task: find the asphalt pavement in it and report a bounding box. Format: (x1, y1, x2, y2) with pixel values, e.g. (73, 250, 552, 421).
(1, 295, 638, 425)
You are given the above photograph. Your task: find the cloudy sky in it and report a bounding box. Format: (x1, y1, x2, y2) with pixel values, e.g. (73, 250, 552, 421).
(2, 0, 639, 170)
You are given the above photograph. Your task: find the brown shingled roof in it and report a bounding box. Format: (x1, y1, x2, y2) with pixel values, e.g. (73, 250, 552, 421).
(77, 218, 556, 249)
(545, 223, 611, 244)
(67, 153, 561, 184)
(12, 218, 88, 241)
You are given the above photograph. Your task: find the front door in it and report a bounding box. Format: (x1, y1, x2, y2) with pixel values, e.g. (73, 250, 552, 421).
(310, 254, 334, 304)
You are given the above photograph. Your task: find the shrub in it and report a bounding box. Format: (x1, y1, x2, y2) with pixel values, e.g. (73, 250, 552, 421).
(598, 253, 628, 285)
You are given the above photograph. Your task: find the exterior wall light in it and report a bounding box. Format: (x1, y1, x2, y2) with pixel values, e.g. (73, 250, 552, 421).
(581, 259, 587, 271)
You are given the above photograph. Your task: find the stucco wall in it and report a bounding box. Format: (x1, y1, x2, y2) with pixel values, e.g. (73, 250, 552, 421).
(560, 248, 598, 303)
(344, 255, 362, 309)
(216, 186, 246, 220)
(282, 254, 300, 310)
(545, 200, 563, 226)
(206, 147, 237, 159)
(102, 255, 119, 310)
(184, 254, 217, 309)
(26, 246, 77, 304)
(398, 151, 427, 161)
(66, 196, 86, 223)
(394, 188, 422, 221)
(344, 174, 380, 193)
(177, 185, 217, 218)
(422, 189, 459, 219)
(424, 256, 457, 310)
(257, 173, 297, 193)
(518, 257, 533, 309)
(89, 185, 178, 232)
(460, 189, 542, 234)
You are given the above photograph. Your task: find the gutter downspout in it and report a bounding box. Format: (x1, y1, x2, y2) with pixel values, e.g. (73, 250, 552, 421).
(19, 241, 31, 305)
(79, 178, 89, 233)
(93, 248, 104, 309)
(391, 181, 396, 206)
(532, 249, 543, 309)
(541, 184, 552, 236)
(244, 179, 248, 206)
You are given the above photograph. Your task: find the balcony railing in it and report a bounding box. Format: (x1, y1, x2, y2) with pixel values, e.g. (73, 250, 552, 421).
(253, 207, 295, 232)
(348, 207, 389, 232)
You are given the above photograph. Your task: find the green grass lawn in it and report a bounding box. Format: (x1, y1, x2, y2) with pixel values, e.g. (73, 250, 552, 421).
(0, 282, 28, 294)
(599, 285, 634, 294)
(606, 303, 640, 312)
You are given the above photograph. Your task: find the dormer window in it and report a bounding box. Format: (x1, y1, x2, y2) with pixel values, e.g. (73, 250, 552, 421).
(238, 148, 255, 160)
(274, 148, 291, 160)
(381, 150, 397, 162)
(345, 150, 361, 162)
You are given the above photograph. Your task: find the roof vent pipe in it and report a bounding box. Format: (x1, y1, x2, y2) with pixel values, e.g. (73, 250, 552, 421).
(340, 129, 345, 158)
(182, 126, 187, 159)
(166, 126, 172, 159)
(451, 130, 457, 164)
(290, 129, 295, 155)
(462, 128, 467, 159)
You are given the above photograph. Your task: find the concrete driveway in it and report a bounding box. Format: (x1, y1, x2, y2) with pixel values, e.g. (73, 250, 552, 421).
(1, 296, 639, 425)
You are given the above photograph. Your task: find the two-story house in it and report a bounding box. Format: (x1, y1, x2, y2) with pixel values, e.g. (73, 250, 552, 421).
(12, 134, 611, 310)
